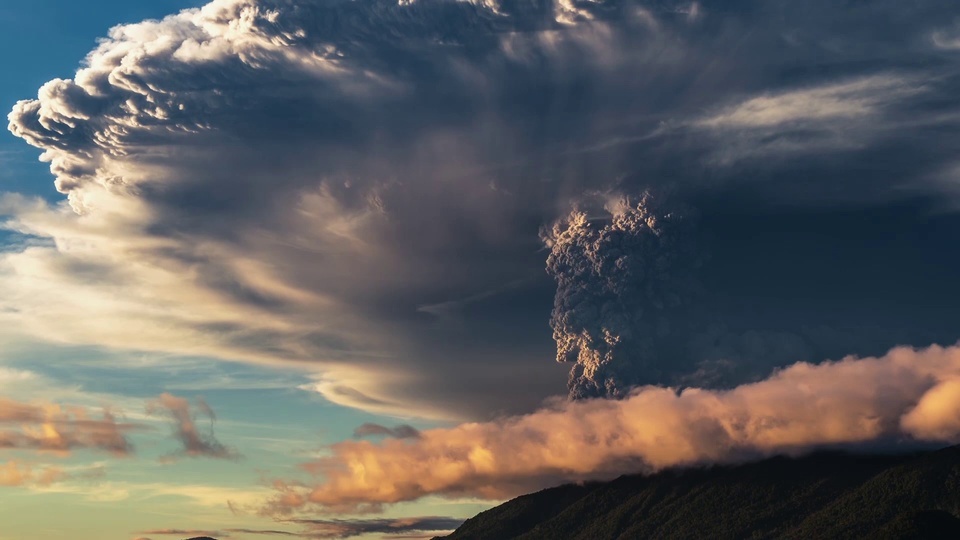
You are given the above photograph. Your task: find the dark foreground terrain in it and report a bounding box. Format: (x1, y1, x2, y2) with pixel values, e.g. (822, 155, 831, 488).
(439, 445, 960, 540)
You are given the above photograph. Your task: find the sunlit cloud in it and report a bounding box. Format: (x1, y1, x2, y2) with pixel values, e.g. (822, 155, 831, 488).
(0, 460, 65, 488)
(267, 344, 960, 513)
(693, 75, 928, 162)
(0, 396, 138, 456)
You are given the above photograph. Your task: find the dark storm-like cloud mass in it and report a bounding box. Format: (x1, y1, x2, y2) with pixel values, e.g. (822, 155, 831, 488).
(5, 0, 960, 418)
(544, 191, 700, 398)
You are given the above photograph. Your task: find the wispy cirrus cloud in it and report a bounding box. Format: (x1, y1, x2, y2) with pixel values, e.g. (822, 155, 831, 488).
(280, 517, 464, 539)
(933, 22, 960, 50)
(0, 460, 65, 488)
(135, 530, 226, 538)
(146, 393, 238, 461)
(692, 74, 930, 163)
(0, 396, 138, 456)
(138, 516, 464, 539)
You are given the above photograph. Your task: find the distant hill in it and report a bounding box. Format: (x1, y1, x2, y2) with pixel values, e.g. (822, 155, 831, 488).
(439, 445, 960, 540)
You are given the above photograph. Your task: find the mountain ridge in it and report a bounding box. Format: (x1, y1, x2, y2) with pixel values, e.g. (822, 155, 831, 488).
(438, 445, 960, 540)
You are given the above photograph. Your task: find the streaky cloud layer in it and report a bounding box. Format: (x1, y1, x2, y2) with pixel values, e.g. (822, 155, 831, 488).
(0, 397, 137, 456)
(0, 460, 66, 488)
(267, 344, 960, 512)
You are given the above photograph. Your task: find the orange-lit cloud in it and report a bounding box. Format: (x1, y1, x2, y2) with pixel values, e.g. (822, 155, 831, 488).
(268, 344, 960, 513)
(0, 397, 137, 456)
(0, 460, 65, 487)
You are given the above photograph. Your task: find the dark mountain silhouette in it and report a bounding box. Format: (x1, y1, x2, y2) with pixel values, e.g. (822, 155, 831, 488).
(439, 445, 960, 540)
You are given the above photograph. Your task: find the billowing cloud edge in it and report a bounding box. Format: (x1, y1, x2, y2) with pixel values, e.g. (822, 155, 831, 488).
(265, 343, 960, 513)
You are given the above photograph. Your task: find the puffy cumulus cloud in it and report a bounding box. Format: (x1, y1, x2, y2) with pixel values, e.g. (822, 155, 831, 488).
(0, 397, 138, 455)
(543, 191, 699, 399)
(146, 393, 238, 461)
(265, 344, 960, 512)
(6, 0, 960, 420)
(900, 379, 960, 440)
(0, 461, 66, 488)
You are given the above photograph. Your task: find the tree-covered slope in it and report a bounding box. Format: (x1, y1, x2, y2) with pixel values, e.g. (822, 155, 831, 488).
(441, 446, 960, 540)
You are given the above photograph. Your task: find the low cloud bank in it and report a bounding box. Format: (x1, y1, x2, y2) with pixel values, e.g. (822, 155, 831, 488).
(268, 344, 960, 513)
(138, 516, 464, 539)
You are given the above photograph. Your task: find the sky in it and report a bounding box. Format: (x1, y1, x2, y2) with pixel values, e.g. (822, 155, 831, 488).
(1, 0, 960, 539)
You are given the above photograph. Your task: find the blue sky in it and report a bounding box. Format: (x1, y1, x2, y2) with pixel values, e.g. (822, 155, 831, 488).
(0, 1, 204, 196)
(0, 5, 469, 538)
(2, 0, 960, 539)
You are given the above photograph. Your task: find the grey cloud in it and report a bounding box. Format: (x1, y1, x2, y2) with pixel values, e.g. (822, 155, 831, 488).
(146, 393, 238, 461)
(5, 0, 960, 419)
(138, 517, 463, 539)
(283, 517, 464, 539)
(136, 530, 227, 538)
(353, 423, 421, 439)
(933, 22, 960, 50)
(543, 191, 700, 398)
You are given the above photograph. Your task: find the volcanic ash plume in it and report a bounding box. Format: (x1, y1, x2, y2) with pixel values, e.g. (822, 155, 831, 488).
(543, 192, 698, 399)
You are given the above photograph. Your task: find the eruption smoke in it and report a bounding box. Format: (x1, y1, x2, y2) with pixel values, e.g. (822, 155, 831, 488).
(543, 191, 699, 399)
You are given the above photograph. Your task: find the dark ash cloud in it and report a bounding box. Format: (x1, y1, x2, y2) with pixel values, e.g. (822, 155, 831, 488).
(543, 191, 700, 398)
(4, 0, 960, 419)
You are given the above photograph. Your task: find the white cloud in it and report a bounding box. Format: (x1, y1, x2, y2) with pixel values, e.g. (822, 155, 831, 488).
(269, 344, 960, 513)
(694, 75, 926, 162)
